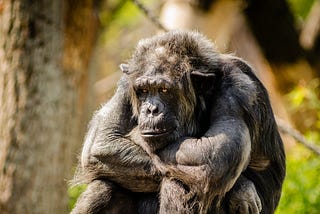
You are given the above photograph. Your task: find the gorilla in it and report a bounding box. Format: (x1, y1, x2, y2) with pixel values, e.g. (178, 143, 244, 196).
(71, 30, 285, 214)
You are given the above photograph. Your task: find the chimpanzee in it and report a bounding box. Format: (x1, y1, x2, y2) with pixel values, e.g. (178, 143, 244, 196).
(71, 30, 285, 214)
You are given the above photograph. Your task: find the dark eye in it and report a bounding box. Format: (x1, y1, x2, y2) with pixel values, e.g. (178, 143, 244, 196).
(137, 88, 148, 95)
(160, 88, 168, 93)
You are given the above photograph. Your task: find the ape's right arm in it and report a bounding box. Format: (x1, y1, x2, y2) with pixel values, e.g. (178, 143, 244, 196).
(80, 77, 160, 192)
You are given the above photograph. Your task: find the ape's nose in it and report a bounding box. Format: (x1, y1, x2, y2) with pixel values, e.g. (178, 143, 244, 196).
(146, 104, 160, 116)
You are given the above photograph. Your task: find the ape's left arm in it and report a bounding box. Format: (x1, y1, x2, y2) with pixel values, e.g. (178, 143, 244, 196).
(160, 91, 252, 195)
(159, 58, 285, 212)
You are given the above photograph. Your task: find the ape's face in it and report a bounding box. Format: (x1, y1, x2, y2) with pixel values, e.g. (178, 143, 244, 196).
(133, 72, 181, 146)
(124, 49, 201, 150)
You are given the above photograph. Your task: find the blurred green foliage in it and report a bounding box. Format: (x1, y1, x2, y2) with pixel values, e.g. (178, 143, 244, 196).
(99, 0, 143, 43)
(68, 184, 87, 211)
(276, 145, 320, 213)
(276, 147, 320, 214)
(287, 79, 320, 131)
(287, 0, 316, 21)
(276, 79, 320, 213)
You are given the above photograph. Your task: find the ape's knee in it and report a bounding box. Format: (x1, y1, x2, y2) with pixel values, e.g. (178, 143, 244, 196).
(71, 180, 136, 214)
(71, 180, 112, 214)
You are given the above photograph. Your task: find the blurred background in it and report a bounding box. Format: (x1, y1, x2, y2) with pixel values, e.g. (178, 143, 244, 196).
(0, 0, 319, 213)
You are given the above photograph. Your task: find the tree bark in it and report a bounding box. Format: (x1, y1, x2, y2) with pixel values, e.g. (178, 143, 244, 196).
(0, 0, 98, 213)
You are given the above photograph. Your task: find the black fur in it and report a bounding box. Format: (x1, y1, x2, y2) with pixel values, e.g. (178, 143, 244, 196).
(71, 31, 285, 214)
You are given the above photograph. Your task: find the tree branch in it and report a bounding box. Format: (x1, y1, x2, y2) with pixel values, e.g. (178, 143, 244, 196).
(131, 0, 168, 32)
(276, 118, 320, 156)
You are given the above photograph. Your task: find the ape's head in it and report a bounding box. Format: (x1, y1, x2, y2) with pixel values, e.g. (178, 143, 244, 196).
(121, 31, 221, 150)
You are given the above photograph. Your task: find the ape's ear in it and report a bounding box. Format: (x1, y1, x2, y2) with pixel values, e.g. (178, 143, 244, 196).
(120, 63, 129, 74)
(190, 70, 216, 94)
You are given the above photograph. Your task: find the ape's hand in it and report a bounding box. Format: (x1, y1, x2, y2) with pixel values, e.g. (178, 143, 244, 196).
(228, 176, 262, 214)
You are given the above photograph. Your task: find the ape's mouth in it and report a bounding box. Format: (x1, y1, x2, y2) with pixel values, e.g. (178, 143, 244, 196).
(140, 128, 174, 138)
(140, 128, 176, 150)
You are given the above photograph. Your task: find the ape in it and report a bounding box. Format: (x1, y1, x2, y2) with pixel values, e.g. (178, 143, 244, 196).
(71, 31, 285, 214)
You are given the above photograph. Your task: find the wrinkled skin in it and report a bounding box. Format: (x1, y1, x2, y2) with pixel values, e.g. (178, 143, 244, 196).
(71, 31, 285, 214)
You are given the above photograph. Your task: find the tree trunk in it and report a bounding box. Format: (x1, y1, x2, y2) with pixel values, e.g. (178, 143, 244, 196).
(0, 0, 98, 213)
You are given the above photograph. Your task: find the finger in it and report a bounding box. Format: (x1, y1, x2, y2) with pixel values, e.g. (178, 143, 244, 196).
(228, 200, 240, 213)
(238, 201, 249, 214)
(249, 201, 259, 214)
(255, 193, 262, 212)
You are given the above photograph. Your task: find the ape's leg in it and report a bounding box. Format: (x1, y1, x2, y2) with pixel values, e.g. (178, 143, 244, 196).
(159, 178, 197, 214)
(71, 180, 137, 214)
